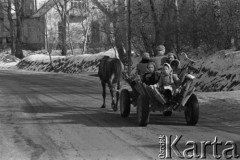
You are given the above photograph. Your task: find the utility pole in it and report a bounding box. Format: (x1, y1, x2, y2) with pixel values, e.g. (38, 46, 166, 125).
(127, 0, 131, 75)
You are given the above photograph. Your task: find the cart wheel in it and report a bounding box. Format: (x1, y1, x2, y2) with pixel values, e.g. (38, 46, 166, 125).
(184, 94, 199, 125)
(120, 89, 131, 117)
(137, 95, 150, 126)
(163, 111, 172, 116)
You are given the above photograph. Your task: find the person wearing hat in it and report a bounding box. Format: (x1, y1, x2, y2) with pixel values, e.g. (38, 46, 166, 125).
(156, 45, 166, 56)
(151, 45, 167, 70)
(136, 52, 152, 79)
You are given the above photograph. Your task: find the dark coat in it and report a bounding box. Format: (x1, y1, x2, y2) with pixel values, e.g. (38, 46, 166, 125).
(142, 71, 161, 85)
(151, 56, 169, 70)
(136, 59, 152, 78)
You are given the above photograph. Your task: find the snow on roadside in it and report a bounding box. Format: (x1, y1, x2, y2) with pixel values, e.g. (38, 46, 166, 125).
(0, 53, 20, 69)
(17, 48, 119, 73)
(1, 48, 240, 92)
(187, 50, 240, 91)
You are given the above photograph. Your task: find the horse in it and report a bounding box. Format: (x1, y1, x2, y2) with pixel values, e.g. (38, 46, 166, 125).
(98, 56, 124, 111)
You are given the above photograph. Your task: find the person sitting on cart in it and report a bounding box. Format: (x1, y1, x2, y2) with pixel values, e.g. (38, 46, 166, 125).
(136, 52, 152, 80)
(142, 62, 161, 85)
(166, 52, 177, 64)
(170, 59, 181, 76)
(155, 63, 181, 100)
(151, 45, 166, 70)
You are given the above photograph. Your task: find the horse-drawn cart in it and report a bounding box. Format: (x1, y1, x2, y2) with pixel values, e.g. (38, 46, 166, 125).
(120, 54, 201, 126)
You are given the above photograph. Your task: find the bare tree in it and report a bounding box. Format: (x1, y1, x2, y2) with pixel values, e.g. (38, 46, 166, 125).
(137, 0, 153, 54)
(175, 0, 180, 56)
(13, 0, 24, 59)
(192, 0, 199, 48)
(213, 0, 223, 48)
(54, 0, 70, 56)
(149, 0, 161, 49)
(45, 10, 59, 67)
(45, 22, 53, 67)
(148, 0, 176, 54)
(82, 16, 90, 54)
(7, 0, 15, 56)
(67, 11, 74, 55)
(80, 4, 93, 55)
(0, 0, 16, 55)
(91, 0, 126, 62)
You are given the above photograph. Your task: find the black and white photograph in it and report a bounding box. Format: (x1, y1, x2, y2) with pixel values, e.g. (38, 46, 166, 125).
(0, 0, 239, 159)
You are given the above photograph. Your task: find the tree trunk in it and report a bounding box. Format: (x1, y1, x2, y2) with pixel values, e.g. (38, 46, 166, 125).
(113, 20, 125, 62)
(175, 0, 180, 57)
(14, 0, 23, 59)
(150, 0, 176, 54)
(234, 23, 240, 50)
(82, 16, 90, 54)
(213, 0, 222, 49)
(61, 1, 67, 56)
(7, 0, 15, 56)
(149, 0, 161, 48)
(67, 15, 73, 55)
(192, 0, 199, 49)
(45, 16, 53, 67)
(138, 0, 153, 54)
(113, 0, 125, 62)
(83, 22, 90, 54)
(127, 0, 131, 75)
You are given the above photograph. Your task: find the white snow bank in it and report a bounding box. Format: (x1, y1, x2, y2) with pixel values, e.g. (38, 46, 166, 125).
(180, 49, 240, 91)
(17, 48, 119, 73)
(0, 53, 20, 69)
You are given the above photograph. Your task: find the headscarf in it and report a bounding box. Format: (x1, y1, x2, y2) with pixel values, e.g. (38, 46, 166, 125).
(163, 63, 172, 71)
(170, 59, 180, 69)
(161, 63, 174, 84)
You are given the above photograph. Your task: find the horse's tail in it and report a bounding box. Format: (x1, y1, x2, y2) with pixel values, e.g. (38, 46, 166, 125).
(112, 59, 123, 84)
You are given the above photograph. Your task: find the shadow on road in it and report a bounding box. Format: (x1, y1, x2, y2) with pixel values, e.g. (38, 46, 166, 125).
(149, 114, 187, 126)
(88, 73, 99, 77)
(20, 103, 189, 127)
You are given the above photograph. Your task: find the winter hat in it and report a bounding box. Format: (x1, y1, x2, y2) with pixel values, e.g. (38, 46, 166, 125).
(156, 45, 165, 51)
(142, 52, 150, 60)
(155, 45, 165, 56)
(170, 59, 180, 69)
(168, 52, 176, 59)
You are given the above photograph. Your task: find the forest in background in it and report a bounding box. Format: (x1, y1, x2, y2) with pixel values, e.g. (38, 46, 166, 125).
(1, 0, 240, 63)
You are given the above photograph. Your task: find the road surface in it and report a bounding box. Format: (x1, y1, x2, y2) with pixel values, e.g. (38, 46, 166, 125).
(0, 70, 239, 160)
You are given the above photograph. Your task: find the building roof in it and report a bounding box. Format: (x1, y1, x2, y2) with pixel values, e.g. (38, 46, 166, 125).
(32, 0, 61, 18)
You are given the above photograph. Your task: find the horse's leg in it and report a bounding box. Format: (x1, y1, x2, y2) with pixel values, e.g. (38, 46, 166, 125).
(101, 81, 106, 108)
(108, 82, 118, 111)
(115, 81, 120, 108)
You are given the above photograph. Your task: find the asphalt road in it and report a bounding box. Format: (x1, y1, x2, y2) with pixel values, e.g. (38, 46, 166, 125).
(0, 70, 239, 160)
